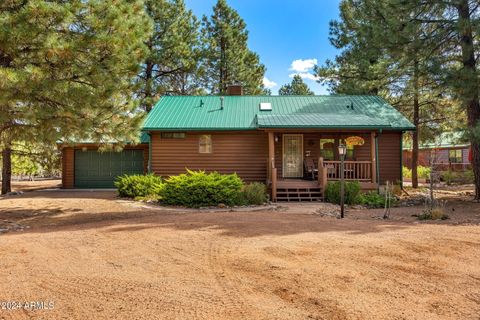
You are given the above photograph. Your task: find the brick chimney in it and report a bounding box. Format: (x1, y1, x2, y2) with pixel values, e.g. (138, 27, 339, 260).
(226, 84, 243, 96)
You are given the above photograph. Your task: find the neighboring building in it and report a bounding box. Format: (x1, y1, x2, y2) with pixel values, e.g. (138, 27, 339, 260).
(403, 132, 471, 171)
(61, 86, 415, 201)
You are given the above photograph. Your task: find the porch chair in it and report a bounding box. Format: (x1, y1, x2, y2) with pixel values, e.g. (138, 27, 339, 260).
(303, 158, 318, 180)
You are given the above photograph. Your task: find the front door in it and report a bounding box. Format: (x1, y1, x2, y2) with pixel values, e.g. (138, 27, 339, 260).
(283, 134, 303, 178)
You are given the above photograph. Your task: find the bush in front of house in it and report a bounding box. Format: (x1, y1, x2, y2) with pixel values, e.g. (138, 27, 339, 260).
(441, 169, 474, 185)
(402, 166, 412, 179)
(417, 166, 431, 179)
(324, 180, 361, 205)
(358, 191, 396, 208)
(115, 174, 163, 198)
(160, 169, 244, 207)
(239, 182, 268, 205)
(403, 166, 431, 180)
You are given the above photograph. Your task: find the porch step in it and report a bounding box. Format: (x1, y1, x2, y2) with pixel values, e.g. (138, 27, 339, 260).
(276, 187, 323, 202)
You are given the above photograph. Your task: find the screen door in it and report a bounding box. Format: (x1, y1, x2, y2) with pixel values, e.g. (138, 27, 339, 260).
(283, 134, 303, 177)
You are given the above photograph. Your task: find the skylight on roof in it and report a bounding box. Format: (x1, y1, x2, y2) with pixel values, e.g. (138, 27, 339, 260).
(259, 102, 272, 111)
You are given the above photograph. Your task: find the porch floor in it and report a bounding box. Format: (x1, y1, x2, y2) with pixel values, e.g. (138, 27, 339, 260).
(277, 179, 320, 189)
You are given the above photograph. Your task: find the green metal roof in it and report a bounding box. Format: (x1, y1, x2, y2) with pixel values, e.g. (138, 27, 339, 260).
(143, 95, 415, 131)
(140, 132, 150, 143)
(257, 113, 389, 129)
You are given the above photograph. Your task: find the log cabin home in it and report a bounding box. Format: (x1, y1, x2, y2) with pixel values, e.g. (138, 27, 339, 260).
(61, 85, 415, 201)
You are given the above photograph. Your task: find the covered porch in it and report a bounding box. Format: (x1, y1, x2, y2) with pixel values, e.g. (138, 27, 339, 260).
(266, 131, 379, 202)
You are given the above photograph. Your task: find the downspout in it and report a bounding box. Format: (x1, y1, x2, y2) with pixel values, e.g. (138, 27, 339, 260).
(147, 132, 152, 173)
(376, 130, 380, 192)
(400, 131, 403, 188)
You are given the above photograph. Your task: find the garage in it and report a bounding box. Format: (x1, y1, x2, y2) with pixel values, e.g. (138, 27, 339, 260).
(74, 149, 145, 188)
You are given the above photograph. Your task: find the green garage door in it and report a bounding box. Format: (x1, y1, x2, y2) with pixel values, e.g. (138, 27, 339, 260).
(74, 149, 144, 188)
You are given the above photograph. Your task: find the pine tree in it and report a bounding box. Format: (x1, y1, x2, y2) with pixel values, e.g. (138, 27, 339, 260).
(201, 0, 265, 95)
(315, 0, 460, 188)
(279, 75, 314, 95)
(381, 0, 479, 198)
(138, 0, 202, 112)
(0, 0, 152, 194)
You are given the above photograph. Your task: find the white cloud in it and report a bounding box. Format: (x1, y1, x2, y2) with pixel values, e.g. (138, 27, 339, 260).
(289, 72, 319, 81)
(263, 76, 277, 89)
(289, 58, 318, 72)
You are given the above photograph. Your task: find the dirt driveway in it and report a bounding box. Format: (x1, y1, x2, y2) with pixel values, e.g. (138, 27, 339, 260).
(0, 191, 479, 319)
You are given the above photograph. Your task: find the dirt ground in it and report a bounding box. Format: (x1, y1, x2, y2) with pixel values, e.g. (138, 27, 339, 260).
(0, 188, 479, 319)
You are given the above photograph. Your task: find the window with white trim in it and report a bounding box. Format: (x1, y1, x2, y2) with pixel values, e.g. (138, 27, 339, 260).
(448, 149, 462, 163)
(199, 135, 212, 153)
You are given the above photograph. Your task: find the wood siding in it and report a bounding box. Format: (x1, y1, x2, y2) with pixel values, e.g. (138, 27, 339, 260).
(62, 148, 75, 189)
(377, 131, 402, 184)
(150, 131, 268, 182)
(61, 145, 148, 189)
(61, 131, 404, 188)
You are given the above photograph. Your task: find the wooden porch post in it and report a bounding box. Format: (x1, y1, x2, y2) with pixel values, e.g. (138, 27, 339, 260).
(371, 131, 377, 185)
(318, 157, 327, 191)
(268, 132, 277, 201)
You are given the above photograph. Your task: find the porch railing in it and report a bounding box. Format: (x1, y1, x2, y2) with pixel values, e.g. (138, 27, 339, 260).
(323, 160, 373, 181)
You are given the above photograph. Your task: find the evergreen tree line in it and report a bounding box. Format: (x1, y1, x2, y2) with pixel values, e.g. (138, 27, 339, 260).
(137, 0, 267, 112)
(315, 0, 480, 198)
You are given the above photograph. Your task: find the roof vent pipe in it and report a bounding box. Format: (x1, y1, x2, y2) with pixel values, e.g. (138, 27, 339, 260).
(220, 96, 224, 110)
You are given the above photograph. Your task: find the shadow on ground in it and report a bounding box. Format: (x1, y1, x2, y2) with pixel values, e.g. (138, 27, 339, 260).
(2, 190, 478, 238)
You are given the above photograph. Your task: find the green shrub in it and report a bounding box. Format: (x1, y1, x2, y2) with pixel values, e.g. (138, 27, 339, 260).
(417, 166, 431, 179)
(358, 191, 385, 208)
(441, 169, 455, 185)
(403, 166, 430, 179)
(402, 166, 412, 179)
(240, 182, 268, 205)
(441, 169, 475, 185)
(324, 181, 361, 205)
(463, 169, 475, 184)
(114, 174, 163, 198)
(160, 169, 243, 207)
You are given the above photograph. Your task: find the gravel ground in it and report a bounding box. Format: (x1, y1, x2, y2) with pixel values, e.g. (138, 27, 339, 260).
(0, 189, 479, 319)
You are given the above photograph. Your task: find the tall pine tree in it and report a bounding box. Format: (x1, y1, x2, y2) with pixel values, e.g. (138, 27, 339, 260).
(0, 0, 152, 194)
(138, 0, 203, 112)
(279, 75, 314, 95)
(201, 0, 265, 95)
(315, 0, 459, 188)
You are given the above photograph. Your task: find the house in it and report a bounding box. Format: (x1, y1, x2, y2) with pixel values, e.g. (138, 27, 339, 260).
(403, 132, 472, 171)
(61, 86, 415, 201)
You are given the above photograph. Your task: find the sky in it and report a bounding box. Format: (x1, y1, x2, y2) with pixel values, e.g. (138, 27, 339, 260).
(184, 0, 341, 95)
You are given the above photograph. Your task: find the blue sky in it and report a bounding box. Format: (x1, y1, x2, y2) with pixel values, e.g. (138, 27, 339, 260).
(185, 0, 341, 95)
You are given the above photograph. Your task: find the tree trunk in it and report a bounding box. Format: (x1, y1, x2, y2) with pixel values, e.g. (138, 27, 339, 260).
(220, 37, 226, 94)
(457, 1, 480, 200)
(144, 59, 154, 113)
(411, 58, 420, 188)
(1, 147, 12, 195)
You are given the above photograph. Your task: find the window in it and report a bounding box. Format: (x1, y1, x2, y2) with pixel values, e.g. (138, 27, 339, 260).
(161, 132, 185, 139)
(320, 139, 335, 160)
(199, 135, 212, 153)
(320, 137, 357, 160)
(449, 149, 462, 163)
